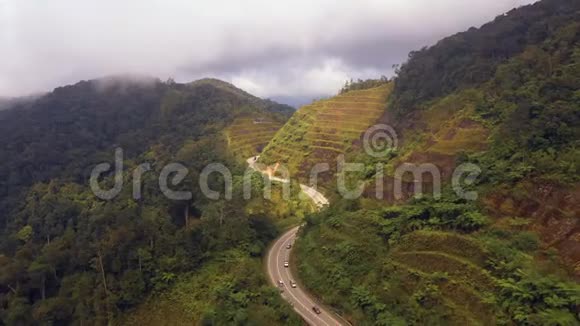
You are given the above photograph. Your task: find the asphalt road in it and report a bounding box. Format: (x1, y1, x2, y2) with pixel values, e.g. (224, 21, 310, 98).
(266, 226, 346, 326)
(247, 156, 342, 324)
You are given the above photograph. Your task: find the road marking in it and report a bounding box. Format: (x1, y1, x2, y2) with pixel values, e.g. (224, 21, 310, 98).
(275, 229, 337, 326)
(275, 230, 321, 325)
(247, 156, 329, 209)
(279, 235, 332, 326)
(268, 228, 318, 325)
(253, 157, 341, 325)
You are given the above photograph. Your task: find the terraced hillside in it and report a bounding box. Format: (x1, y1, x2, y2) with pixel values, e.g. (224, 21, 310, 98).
(366, 90, 492, 203)
(225, 115, 286, 160)
(259, 84, 393, 185)
(389, 231, 497, 325)
(295, 206, 502, 325)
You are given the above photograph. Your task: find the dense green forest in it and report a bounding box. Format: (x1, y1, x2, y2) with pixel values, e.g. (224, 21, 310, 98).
(0, 77, 300, 324)
(390, 0, 579, 115)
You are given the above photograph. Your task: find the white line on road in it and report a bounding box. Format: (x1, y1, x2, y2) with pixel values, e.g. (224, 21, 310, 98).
(252, 156, 342, 325)
(279, 235, 332, 326)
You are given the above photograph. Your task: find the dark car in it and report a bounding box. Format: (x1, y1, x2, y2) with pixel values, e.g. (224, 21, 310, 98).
(312, 306, 321, 314)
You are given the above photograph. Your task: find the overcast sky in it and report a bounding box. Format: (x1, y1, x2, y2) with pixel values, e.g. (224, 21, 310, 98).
(1, 0, 537, 105)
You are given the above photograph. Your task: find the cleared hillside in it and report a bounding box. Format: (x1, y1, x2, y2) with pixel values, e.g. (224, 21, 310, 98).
(225, 115, 286, 160)
(259, 83, 392, 185)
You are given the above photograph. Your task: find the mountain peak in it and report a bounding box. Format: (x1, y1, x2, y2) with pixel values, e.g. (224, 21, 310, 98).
(187, 78, 255, 99)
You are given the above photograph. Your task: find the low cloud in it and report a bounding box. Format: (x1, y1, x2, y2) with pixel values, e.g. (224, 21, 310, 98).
(0, 0, 537, 103)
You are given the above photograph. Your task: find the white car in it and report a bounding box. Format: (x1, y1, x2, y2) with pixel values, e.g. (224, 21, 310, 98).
(284, 261, 289, 268)
(290, 280, 297, 288)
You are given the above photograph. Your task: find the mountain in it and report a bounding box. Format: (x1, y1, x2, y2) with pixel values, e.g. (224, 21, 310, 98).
(269, 0, 579, 324)
(0, 76, 302, 324)
(0, 76, 292, 218)
(390, 0, 579, 115)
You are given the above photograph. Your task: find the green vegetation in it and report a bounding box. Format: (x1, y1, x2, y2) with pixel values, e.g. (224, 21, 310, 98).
(293, 1, 580, 325)
(390, 0, 579, 116)
(120, 250, 301, 325)
(296, 197, 580, 325)
(339, 76, 390, 94)
(0, 77, 298, 324)
(373, 0, 579, 272)
(226, 116, 286, 161)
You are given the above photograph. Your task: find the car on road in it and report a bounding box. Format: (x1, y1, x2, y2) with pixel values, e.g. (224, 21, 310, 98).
(290, 280, 297, 288)
(312, 306, 322, 314)
(284, 261, 289, 267)
(286, 243, 292, 249)
(278, 280, 284, 286)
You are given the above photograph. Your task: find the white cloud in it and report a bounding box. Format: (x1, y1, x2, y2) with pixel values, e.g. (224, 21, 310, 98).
(0, 0, 537, 99)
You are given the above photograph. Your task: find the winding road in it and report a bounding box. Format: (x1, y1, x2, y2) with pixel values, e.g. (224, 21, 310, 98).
(267, 227, 346, 326)
(246, 156, 329, 208)
(247, 156, 345, 326)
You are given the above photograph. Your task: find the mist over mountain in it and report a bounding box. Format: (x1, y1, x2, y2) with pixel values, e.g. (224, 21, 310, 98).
(1, 0, 537, 105)
(0, 94, 43, 111)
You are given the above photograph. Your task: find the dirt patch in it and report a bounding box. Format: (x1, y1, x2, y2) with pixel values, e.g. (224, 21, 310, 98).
(296, 148, 341, 183)
(405, 151, 457, 180)
(484, 182, 580, 277)
(365, 176, 439, 203)
(458, 118, 479, 128)
(443, 129, 457, 140)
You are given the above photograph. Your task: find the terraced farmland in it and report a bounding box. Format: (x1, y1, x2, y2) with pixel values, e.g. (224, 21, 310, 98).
(225, 115, 286, 160)
(295, 209, 500, 325)
(390, 230, 497, 325)
(259, 83, 393, 185)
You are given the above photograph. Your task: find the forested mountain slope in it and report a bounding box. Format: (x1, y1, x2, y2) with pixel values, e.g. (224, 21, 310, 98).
(294, 0, 580, 325)
(390, 0, 579, 115)
(0, 76, 299, 324)
(380, 0, 580, 272)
